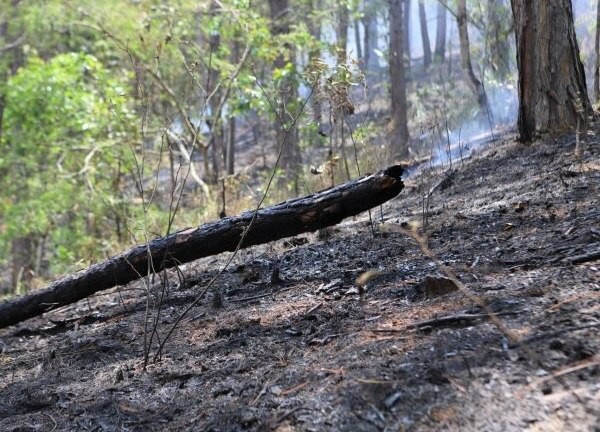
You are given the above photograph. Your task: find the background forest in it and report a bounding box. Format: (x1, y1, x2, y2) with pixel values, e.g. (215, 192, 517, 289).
(0, 0, 597, 295)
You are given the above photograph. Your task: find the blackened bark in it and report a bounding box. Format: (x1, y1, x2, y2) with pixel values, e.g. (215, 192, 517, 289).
(0, 166, 405, 329)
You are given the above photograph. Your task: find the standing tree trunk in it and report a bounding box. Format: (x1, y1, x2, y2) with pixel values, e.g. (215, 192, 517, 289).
(457, 0, 487, 110)
(389, 0, 410, 160)
(206, 1, 224, 183)
(486, 0, 512, 80)
(3, 1, 33, 293)
(337, 3, 349, 65)
(11, 237, 35, 293)
(363, 5, 379, 75)
(225, 39, 240, 175)
(336, 2, 351, 180)
(511, 0, 592, 142)
(434, 1, 446, 63)
(0, 18, 7, 144)
(354, 18, 362, 62)
(403, 0, 411, 73)
(226, 116, 235, 175)
(418, 0, 432, 69)
(594, 0, 600, 102)
(308, 0, 323, 126)
(269, 0, 302, 187)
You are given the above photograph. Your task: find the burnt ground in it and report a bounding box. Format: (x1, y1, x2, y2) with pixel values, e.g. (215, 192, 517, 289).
(1, 130, 599, 431)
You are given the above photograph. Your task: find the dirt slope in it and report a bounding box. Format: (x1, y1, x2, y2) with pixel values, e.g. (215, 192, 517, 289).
(1, 130, 599, 431)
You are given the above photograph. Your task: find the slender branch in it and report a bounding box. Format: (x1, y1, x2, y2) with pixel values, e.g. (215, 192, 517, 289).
(0, 33, 25, 53)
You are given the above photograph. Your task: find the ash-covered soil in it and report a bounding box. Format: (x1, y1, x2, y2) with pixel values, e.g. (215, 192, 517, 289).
(1, 130, 599, 431)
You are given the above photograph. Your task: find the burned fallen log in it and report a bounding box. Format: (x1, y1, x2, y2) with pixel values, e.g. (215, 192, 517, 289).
(0, 166, 404, 329)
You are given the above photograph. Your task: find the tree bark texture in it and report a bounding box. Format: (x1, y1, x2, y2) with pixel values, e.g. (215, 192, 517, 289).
(389, 0, 410, 159)
(434, 1, 446, 63)
(457, 0, 487, 111)
(511, 0, 592, 142)
(0, 166, 405, 329)
(418, 0, 432, 69)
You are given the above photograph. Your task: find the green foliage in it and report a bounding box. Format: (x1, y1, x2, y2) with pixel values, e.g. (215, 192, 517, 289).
(0, 53, 136, 271)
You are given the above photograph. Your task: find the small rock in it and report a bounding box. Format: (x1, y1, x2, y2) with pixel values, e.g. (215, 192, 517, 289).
(114, 367, 124, 383)
(419, 275, 459, 298)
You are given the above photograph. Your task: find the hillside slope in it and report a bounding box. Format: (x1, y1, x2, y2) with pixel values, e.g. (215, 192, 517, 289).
(1, 129, 599, 431)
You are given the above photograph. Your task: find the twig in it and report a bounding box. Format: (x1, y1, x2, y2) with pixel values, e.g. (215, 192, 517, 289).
(305, 302, 323, 315)
(564, 249, 600, 265)
(407, 311, 521, 329)
(517, 355, 600, 397)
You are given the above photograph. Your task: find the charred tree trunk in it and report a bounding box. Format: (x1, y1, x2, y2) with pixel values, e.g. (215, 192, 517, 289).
(434, 1, 446, 63)
(418, 0, 432, 69)
(457, 0, 487, 110)
(511, 0, 592, 142)
(0, 166, 405, 329)
(390, 0, 410, 159)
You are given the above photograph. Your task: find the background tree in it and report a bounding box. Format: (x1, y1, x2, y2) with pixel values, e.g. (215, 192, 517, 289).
(418, 0, 432, 69)
(0, 53, 135, 289)
(362, 2, 380, 75)
(594, 0, 600, 103)
(511, 0, 592, 142)
(268, 0, 302, 188)
(457, 0, 487, 110)
(389, 0, 410, 159)
(486, 0, 512, 80)
(434, 1, 446, 63)
(403, 0, 411, 73)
